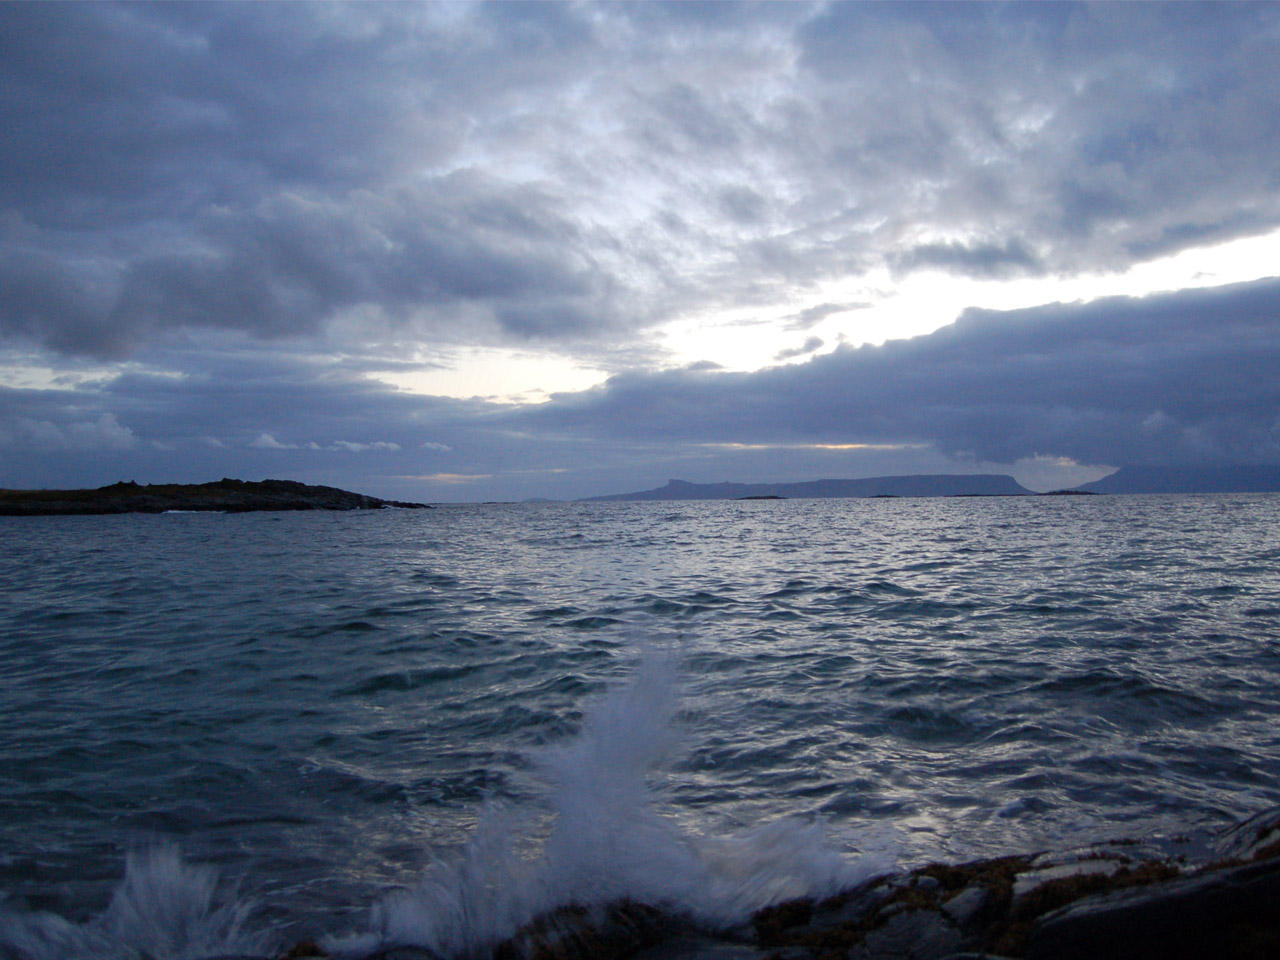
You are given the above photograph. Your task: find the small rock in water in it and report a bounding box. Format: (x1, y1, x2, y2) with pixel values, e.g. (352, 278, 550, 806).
(1011, 857, 1125, 902)
(634, 936, 767, 960)
(1211, 805, 1280, 863)
(493, 900, 678, 960)
(365, 948, 445, 960)
(940, 885, 987, 927)
(848, 907, 964, 959)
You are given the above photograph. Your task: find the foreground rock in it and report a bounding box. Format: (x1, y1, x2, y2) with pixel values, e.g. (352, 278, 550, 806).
(258, 807, 1280, 960)
(0, 478, 430, 516)
(496, 806, 1280, 960)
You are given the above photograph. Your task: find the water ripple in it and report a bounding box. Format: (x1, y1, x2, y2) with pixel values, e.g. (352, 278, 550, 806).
(2, 495, 1280, 929)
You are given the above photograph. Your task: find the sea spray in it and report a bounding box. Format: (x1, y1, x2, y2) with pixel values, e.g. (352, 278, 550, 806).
(535, 652, 706, 908)
(0, 846, 261, 960)
(0, 658, 893, 960)
(6, 497, 1280, 956)
(333, 656, 894, 958)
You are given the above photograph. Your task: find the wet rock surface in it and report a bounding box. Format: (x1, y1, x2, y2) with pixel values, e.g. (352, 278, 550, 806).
(493, 901, 677, 960)
(1026, 857, 1280, 960)
(0, 478, 430, 515)
(262, 807, 1280, 960)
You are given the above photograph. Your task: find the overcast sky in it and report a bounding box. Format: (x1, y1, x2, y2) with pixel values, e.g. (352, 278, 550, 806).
(3, 1, 1279, 501)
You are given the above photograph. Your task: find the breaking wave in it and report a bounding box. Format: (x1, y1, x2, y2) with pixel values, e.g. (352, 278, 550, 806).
(2, 658, 893, 960)
(330, 655, 892, 957)
(0, 847, 261, 960)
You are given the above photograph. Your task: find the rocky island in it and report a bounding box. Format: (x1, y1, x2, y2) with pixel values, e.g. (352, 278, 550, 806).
(0, 478, 429, 516)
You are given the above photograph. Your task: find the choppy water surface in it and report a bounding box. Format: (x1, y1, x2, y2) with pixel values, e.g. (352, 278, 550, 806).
(2, 495, 1279, 957)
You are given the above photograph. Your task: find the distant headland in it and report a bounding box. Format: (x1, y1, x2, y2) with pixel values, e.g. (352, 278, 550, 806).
(1073, 464, 1280, 495)
(0, 478, 430, 516)
(585, 465, 1280, 502)
(584, 475, 1034, 501)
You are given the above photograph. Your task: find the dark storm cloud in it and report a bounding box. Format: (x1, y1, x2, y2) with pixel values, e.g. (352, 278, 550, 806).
(0, 346, 500, 493)
(2, 163, 619, 359)
(774, 336, 824, 362)
(4, 1, 1280, 500)
(792, 1, 1280, 276)
(0, 2, 632, 358)
(893, 240, 1043, 280)
(4, 1, 1279, 363)
(516, 278, 1280, 469)
(0, 388, 136, 453)
(4, 277, 1277, 499)
(0, 2, 609, 221)
(785, 303, 870, 333)
(1, 3, 415, 223)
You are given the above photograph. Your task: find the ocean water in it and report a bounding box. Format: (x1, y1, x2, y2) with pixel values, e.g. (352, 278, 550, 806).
(2, 494, 1279, 958)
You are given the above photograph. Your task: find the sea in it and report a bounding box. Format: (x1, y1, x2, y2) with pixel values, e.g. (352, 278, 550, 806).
(1, 494, 1279, 959)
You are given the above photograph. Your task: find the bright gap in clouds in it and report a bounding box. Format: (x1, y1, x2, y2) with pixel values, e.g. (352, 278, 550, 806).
(0, 363, 95, 392)
(367, 227, 1280, 402)
(661, 227, 1280, 374)
(0, 358, 171, 392)
(376, 347, 607, 403)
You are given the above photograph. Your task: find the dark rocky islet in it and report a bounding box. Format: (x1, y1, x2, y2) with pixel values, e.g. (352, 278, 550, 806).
(0, 478, 430, 516)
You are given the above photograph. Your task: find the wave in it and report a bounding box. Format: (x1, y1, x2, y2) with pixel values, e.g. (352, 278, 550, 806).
(330, 655, 891, 957)
(1, 657, 894, 960)
(0, 847, 261, 960)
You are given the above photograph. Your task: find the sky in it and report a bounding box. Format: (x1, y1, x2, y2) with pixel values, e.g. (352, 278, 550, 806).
(2, 1, 1280, 502)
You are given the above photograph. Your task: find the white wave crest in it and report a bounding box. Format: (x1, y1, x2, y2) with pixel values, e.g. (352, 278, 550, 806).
(331, 656, 894, 958)
(0, 846, 261, 960)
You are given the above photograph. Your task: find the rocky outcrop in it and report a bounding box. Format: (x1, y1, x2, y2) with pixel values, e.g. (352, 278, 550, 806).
(0, 478, 430, 515)
(252, 808, 1280, 960)
(494, 901, 677, 960)
(486, 806, 1280, 960)
(1026, 858, 1280, 960)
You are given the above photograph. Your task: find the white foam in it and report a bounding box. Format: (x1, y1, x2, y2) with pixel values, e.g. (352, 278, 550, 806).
(0, 846, 261, 960)
(331, 656, 895, 958)
(1, 659, 894, 960)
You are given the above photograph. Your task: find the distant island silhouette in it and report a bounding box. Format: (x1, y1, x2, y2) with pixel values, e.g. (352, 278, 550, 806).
(586, 466, 1280, 502)
(1074, 464, 1280, 495)
(0, 478, 429, 516)
(584, 475, 1033, 501)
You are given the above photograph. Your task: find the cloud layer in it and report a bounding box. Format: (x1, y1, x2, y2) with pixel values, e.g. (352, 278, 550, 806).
(2, 3, 1279, 497)
(4, 279, 1277, 498)
(519, 278, 1280, 466)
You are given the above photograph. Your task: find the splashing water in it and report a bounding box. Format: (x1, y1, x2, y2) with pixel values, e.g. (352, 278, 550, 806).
(330, 656, 894, 958)
(7, 497, 1280, 958)
(0, 847, 261, 960)
(1, 659, 892, 960)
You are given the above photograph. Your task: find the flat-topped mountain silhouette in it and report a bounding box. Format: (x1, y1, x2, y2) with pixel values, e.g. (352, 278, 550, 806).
(584, 474, 1032, 501)
(1075, 464, 1280, 494)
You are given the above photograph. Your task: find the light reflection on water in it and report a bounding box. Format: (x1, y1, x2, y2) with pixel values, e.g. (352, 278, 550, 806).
(1, 494, 1278, 932)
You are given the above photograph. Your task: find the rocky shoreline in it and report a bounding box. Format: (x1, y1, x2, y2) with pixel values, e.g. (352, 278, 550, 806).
(241, 806, 1280, 960)
(0, 478, 430, 516)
